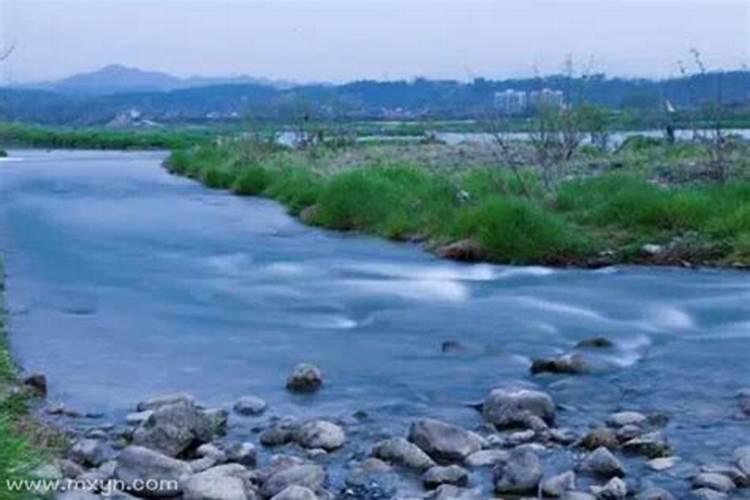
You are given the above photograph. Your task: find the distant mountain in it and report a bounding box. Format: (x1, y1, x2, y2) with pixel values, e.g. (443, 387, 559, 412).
(16, 65, 298, 95)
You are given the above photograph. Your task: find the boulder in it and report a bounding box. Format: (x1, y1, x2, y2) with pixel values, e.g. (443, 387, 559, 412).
(733, 445, 750, 477)
(68, 438, 116, 468)
(260, 421, 297, 447)
(692, 473, 736, 493)
(616, 425, 643, 442)
(182, 464, 251, 500)
(562, 493, 597, 500)
(137, 393, 194, 412)
(465, 449, 508, 467)
(23, 373, 48, 397)
(271, 486, 318, 500)
(196, 443, 227, 462)
(580, 428, 619, 451)
(371, 437, 435, 470)
(622, 431, 671, 458)
(233, 396, 267, 416)
(425, 484, 481, 500)
(132, 401, 218, 457)
(647, 457, 679, 472)
(581, 447, 625, 478)
(635, 487, 676, 500)
(408, 418, 485, 463)
(225, 442, 257, 467)
(294, 420, 346, 451)
(531, 353, 590, 375)
(481, 388, 556, 428)
(590, 477, 627, 499)
(691, 489, 728, 500)
(286, 364, 323, 393)
(542, 471, 576, 497)
(421, 465, 469, 488)
(606, 411, 647, 428)
(114, 446, 191, 497)
(493, 448, 542, 494)
(262, 465, 326, 498)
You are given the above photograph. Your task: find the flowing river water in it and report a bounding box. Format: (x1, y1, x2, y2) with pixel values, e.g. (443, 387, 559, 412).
(1, 150, 749, 497)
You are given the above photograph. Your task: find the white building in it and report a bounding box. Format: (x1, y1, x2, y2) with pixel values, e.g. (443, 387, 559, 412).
(494, 89, 528, 115)
(528, 88, 565, 110)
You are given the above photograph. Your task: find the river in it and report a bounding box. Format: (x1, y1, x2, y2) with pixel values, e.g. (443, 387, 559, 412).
(1, 150, 748, 497)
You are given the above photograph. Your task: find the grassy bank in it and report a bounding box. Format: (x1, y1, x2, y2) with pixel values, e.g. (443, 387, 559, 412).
(0, 123, 211, 151)
(166, 139, 750, 268)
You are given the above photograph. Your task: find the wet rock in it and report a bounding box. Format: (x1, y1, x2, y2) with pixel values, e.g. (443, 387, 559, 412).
(531, 353, 590, 375)
(481, 387, 556, 428)
(196, 443, 227, 462)
(136, 393, 194, 412)
(225, 442, 257, 467)
(408, 418, 485, 463)
(425, 484, 480, 500)
(262, 464, 326, 498)
(541, 471, 576, 497)
(345, 458, 393, 487)
(576, 337, 614, 349)
(203, 408, 229, 435)
(233, 396, 268, 416)
(286, 363, 323, 393)
(562, 493, 597, 500)
(606, 411, 647, 428)
(550, 427, 579, 445)
(341, 459, 397, 500)
(126, 410, 154, 426)
(615, 424, 643, 442)
(23, 373, 47, 397)
(183, 464, 251, 500)
(492, 448, 543, 495)
(190, 456, 218, 473)
(272, 486, 318, 500)
(294, 420, 346, 451)
(647, 456, 680, 471)
(59, 459, 85, 479)
(132, 400, 218, 457)
(733, 445, 750, 478)
(422, 465, 469, 488)
(114, 446, 191, 497)
(465, 449, 508, 467)
(68, 438, 116, 468)
(635, 487, 676, 500)
(590, 477, 627, 499)
(440, 340, 467, 353)
(372, 437, 436, 471)
(580, 428, 619, 451)
(692, 473, 736, 493)
(700, 464, 748, 486)
(435, 239, 485, 262)
(623, 431, 671, 458)
(260, 421, 298, 447)
(691, 488, 728, 500)
(581, 447, 625, 478)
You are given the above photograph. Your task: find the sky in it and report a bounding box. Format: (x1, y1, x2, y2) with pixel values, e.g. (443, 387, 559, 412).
(0, 0, 748, 84)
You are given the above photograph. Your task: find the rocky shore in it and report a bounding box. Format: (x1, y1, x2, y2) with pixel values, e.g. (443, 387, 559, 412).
(20, 357, 750, 500)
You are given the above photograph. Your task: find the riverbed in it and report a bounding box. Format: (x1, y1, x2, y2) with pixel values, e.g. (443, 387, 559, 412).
(1, 150, 748, 497)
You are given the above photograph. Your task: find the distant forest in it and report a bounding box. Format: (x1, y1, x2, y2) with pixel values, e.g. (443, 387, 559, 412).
(1, 71, 748, 126)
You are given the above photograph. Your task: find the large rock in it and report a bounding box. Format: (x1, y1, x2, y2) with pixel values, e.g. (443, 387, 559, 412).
(465, 449, 508, 468)
(493, 448, 542, 494)
(271, 486, 318, 500)
(262, 465, 326, 498)
(691, 489, 728, 500)
(371, 437, 435, 471)
(233, 396, 267, 416)
(542, 471, 576, 497)
(132, 401, 218, 457)
(421, 465, 469, 488)
(225, 442, 257, 467)
(481, 388, 556, 428)
(580, 428, 619, 451)
(68, 438, 116, 468)
(137, 393, 194, 412)
(733, 445, 750, 477)
(622, 431, 671, 458)
(531, 353, 590, 375)
(260, 421, 297, 447)
(182, 465, 252, 500)
(114, 446, 191, 498)
(606, 411, 647, 428)
(590, 477, 627, 499)
(634, 487, 676, 500)
(691, 473, 736, 493)
(408, 418, 485, 463)
(425, 484, 481, 500)
(286, 364, 323, 393)
(581, 447, 625, 478)
(294, 420, 346, 451)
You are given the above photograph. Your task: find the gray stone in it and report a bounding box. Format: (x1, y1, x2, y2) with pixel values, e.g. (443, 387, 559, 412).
(492, 448, 542, 494)
(286, 363, 323, 393)
(606, 411, 647, 428)
(190, 456, 218, 473)
(623, 431, 671, 458)
(576, 337, 614, 349)
(372, 437, 436, 471)
(733, 445, 750, 477)
(271, 486, 318, 500)
(69, 438, 115, 468)
(581, 447, 625, 478)
(262, 465, 326, 498)
(114, 446, 191, 498)
(294, 420, 346, 451)
(647, 457, 680, 471)
(562, 493, 597, 500)
(531, 353, 590, 375)
(421, 465, 469, 488)
(692, 473, 736, 493)
(465, 449, 508, 467)
(126, 410, 154, 426)
(691, 489, 728, 500)
(182, 464, 251, 500)
(542, 471, 576, 497)
(260, 421, 297, 447)
(580, 428, 619, 451)
(408, 418, 485, 463)
(635, 487, 676, 500)
(616, 424, 643, 442)
(136, 393, 194, 412)
(58, 459, 85, 479)
(202, 408, 229, 436)
(233, 396, 267, 416)
(132, 401, 218, 457)
(481, 388, 556, 428)
(591, 477, 627, 499)
(425, 484, 481, 500)
(225, 442, 257, 467)
(196, 443, 227, 462)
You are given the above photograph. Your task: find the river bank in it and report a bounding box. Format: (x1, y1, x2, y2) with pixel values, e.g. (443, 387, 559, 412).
(165, 138, 750, 269)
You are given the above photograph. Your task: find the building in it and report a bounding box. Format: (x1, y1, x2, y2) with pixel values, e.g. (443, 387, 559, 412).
(528, 88, 565, 110)
(494, 89, 528, 115)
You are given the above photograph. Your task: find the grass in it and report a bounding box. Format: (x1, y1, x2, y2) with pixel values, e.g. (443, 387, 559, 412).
(165, 139, 750, 267)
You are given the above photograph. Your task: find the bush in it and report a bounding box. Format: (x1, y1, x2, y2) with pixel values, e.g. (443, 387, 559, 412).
(232, 165, 269, 195)
(200, 166, 235, 189)
(265, 166, 324, 213)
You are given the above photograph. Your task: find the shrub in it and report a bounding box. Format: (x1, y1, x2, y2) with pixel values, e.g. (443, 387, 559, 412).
(265, 166, 324, 213)
(200, 166, 235, 189)
(232, 165, 269, 195)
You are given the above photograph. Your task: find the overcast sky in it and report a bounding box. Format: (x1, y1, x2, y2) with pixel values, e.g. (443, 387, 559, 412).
(0, 0, 748, 84)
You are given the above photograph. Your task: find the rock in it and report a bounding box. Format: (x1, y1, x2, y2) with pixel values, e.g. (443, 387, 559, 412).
(190, 456, 218, 473)
(137, 393, 194, 412)
(641, 244, 664, 257)
(408, 418, 485, 463)
(341, 459, 398, 500)
(647, 457, 679, 471)
(562, 493, 597, 500)
(700, 464, 748, 487)
(576, 337, 614, 349)
(183, 464, 251, 500)
(531, 353, 590, 375)
(590, 477, 627, 499)
(79, 460, 116, 482)
(426, 484, 480, 500)
(23, 373, 47, 397)
(692, 473, 736, 493)
(203, 408, 229, 435)
(372, 437, 436, 470)
(441, 340, 467, 353)
(345, 458, 393, 487)
(225, 442, 257, 467)
(294, 420, 346, 451)
(196, 443, 227, 462)
(262, 464, 326, 498)
(542, 471, 576, 497)
(493, 448, 542, 494)
(550, 428, 579, 445)
(635, 487, 676, 500)
(465, 449, 508, 467)
(260, 421, 297, 447)
(114, 446, 191, 497)
(126, 410, 154, 426)
(505, 429, 536, 446)
(623, 431, 671, 458)
(581, 447, 625, 478)
(233, 396, 268, 416)
(132, 400, 218, 457)
(286, 363, 323, 393)
(59, 459, 85, 479)
(606, 411, 647, 428)
(733, 445, 750, 477)
(69, 438, 116, 468)
(55, 493, 100, 500)
(32, 463, 63, 480)
(691, 489, 728, 500)
(616, 424, 643, 442)
(435, 239, 485, 262)
(272, 486, 318, 500)
(422, 465, 469, 488)
(481, 388, 556, 428)
(580, 428, 619, 451)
